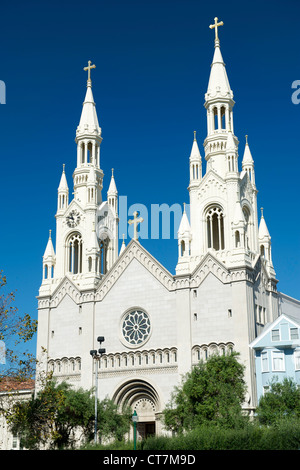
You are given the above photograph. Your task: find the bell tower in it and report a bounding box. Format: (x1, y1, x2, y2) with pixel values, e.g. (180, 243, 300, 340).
(73, 61, 103, 207)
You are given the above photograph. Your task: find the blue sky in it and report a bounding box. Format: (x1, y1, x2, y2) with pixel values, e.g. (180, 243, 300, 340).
(0, 0, 299, 357)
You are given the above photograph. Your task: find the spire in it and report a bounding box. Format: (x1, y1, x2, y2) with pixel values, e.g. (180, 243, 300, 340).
(206, 18, 233, 100)
(242, 135, 255, 185)
(204, 18, 236, 178)
(119, 234, 126, 255)
(76, 61, 101, 139)
(258, 208, 270, 240)
(189, 131, 202, 186)
(178, 203, 191, 236)
(242, 135, 254, 165)
(107, 168, 118, 196)
(58, 164, 68, 191)
(107, 169, 118, 214)
(43, 230, 55, 259)
(57, 164, 69, 213)
(87, 222, 100, 251)
(190, 131, 202, 160)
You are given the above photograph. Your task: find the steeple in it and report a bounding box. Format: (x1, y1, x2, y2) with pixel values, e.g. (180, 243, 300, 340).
(176, 203, 192, 275)
(204, 18, 237, 179)
(73, 61, 103, 206)
(258, 208, 275, 275)
(242, 135, 256, 186)
(107, 168, 118, 214)
(189, 131, 202, 187)
(42, 230, 56, 282)
(57, 164, 69, 213)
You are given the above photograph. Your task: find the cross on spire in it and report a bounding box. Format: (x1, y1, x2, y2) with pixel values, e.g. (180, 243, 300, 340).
(128, 211, 144, 240)
(209, 17, 224, 42)
(83, 60, 96, 85)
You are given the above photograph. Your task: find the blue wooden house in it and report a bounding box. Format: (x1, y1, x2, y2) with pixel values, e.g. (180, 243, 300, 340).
(250, 314, 300, 403)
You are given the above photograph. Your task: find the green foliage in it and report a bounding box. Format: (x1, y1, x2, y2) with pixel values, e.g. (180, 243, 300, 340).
(163, 352, 247, 432)
(6, 377, 131, 449)
(0, 271, 37, 381)
(256, 377, 300, 426)
(141, 420, 300, 450)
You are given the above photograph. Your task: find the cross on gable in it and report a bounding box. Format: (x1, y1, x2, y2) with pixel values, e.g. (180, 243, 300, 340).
(128, 211, 144, 240)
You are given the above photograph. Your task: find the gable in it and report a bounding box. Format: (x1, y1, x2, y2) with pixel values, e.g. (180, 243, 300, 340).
(250, 314, 300, 349)
(95, 240, 175, 301)
(190, 252, 231, 288)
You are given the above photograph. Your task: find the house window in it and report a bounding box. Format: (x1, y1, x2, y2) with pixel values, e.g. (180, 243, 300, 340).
(261, 351, 269, 372)
(294, 350, 300, 370)
(272, 351, 285, 371)
(290, 328, 299, 340)
(271, 329, 280, 341)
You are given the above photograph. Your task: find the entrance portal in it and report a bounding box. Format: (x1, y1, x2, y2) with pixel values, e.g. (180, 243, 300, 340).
(112, 378, 161, 438)
(137, 421, 155, 440)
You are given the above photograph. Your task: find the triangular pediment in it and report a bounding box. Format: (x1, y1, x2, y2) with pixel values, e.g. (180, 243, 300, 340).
(39, 275, 82, 308)
(190, 252, 231, 287)
(95, 240, 175, 301)
(197, 169, 227, 200)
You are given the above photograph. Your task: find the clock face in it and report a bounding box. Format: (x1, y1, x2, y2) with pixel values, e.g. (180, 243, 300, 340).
(66, 210, 81, 227)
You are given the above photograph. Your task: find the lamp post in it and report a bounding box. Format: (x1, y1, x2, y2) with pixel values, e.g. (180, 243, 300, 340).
(90, 336, 105, 445)
(132, 410, 138, 450)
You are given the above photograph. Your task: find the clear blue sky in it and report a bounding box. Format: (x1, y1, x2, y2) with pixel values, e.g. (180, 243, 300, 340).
(0, 0, 299, 357)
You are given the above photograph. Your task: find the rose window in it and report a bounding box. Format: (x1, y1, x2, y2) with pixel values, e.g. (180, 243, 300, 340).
(122, 310, 151, 346)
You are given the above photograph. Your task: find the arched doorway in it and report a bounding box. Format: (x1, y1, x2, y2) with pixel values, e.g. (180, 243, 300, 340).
(112, 378, 161, 440)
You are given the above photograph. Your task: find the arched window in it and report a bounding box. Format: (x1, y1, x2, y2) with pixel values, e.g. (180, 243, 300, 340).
(81, 143, 85, 164)
(235, 230, 240, 248)
(100, 239, 109, 274)
(68, 233, 83, 274)
(221, 106, 226, 129)
(87, 142, 93, 164)
(206, 206, 225, 251)
(243, 206, 251, 250)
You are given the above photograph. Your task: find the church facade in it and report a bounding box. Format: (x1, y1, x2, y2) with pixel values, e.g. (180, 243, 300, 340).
(36, 19, 300, 438)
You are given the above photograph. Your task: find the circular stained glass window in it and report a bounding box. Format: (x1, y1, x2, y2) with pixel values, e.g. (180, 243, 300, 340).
(122, 310, 151, 346)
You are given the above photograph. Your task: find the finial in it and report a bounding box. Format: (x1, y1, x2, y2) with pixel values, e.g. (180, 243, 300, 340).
(83, 60, 96, 86)
(261, 207, 264, 217)
(63, 163, 65, 172)
(245, 135, 248, 144)
(122, 233, 125, 243)
(183, 202, 186, 213)
(49, 229, 52, 239)
(209, 17, 224, 43)
(193, 130, 196, 141)
(111, 168, 114, 176)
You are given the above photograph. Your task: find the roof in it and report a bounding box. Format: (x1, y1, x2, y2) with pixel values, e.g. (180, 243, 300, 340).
(0, 377, 35, 393)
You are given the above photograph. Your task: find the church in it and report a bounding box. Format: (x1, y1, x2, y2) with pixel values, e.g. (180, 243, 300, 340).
(36, 18, 300, 439)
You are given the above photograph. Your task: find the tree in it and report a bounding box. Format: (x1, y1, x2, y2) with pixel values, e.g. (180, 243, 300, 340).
(0, 271, 37, 381)
(163, 352, 247, 433)
(6, 378, 131, 449)
(256, 377, 300, 426)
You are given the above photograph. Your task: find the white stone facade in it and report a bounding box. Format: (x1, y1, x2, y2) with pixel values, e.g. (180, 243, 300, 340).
(36, 28, 300, 438)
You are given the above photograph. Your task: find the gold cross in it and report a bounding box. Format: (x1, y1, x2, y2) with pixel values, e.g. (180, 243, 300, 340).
(209, 17, 224, 41)
(128, 211, 144, 240)
(83, 60, 96, 83)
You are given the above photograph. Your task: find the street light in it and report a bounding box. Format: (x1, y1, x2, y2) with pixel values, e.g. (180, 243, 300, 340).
(132, 410, 138, 450)
(90, 336, 105, 445)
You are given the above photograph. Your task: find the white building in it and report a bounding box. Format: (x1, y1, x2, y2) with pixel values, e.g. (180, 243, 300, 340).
(36, 19, 300, 439)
